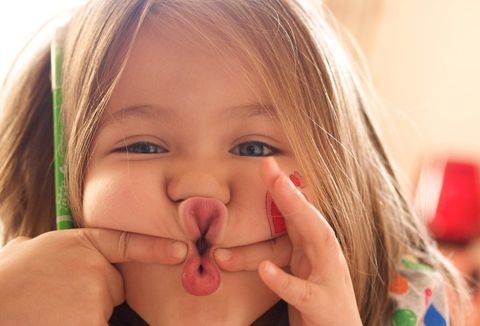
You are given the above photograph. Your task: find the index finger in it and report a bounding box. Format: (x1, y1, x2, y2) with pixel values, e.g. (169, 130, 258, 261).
(76, 228, 188, 265)
(261, 158, 345, 273)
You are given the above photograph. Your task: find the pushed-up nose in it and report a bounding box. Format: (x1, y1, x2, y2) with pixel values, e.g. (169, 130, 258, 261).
(166, 167, 230, 205)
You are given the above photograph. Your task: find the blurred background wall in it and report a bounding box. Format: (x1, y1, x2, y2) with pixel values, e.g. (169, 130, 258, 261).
(326, 0, 480, 195)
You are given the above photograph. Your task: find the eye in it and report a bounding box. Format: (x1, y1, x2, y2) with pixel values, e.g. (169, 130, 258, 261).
(230, 141, 279, 157)
(113, 142, 166, 154)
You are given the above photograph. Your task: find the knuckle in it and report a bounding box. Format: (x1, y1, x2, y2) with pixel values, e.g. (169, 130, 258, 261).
(295, 281, 314, 307)
(75, 228, 97, 248)
(78, 248, 109, 272)
(117, 231, 131, 261)
(83, 276, 113, 306)
(75, 271, 106, 297)
(85, 280, 105, 297)
(301, 282, 314, 303)
(85, 256, 109, 273)
(323, 225, 339, 249)
(5, 236, 30, 247)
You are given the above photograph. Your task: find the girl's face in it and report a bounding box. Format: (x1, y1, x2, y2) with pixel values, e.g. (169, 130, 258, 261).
(83, 21, 311, 324)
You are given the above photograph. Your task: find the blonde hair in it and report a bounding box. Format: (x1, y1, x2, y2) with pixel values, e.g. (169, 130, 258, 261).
(0, 0, 468, 324)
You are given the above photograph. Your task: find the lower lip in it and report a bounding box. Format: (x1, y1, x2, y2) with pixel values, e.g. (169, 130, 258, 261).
(181, 246, 220, 296)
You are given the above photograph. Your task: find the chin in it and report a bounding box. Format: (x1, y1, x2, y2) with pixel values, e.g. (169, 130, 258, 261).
(118, 262, 279, 325)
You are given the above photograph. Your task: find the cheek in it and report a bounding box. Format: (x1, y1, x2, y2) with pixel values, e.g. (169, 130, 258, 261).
(83, 177, 133, 228)
(225, 177, 271, 246)
(82, 170, 173, 237)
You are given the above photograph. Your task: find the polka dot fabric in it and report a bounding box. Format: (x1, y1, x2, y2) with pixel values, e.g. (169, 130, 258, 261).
(388, 255, 449, 325)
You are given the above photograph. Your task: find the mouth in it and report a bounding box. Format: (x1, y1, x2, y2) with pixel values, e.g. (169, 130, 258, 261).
(195, 232, 209, 256)
(179, 197, 227, 296)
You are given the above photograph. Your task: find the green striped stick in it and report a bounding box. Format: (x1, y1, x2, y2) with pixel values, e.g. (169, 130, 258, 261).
(51, 27, 74, 230)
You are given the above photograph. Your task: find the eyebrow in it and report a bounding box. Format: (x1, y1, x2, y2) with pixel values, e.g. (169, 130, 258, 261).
(100, 103, 276, 128)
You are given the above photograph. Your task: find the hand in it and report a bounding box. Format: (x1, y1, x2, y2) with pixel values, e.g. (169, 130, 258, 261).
(0, 228, 187, 325)
(215, 157, 362, 326)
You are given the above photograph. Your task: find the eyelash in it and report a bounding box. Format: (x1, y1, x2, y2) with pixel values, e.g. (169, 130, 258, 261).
(113, 141, 280, 157)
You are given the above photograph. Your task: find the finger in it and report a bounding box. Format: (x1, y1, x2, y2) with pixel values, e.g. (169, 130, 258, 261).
(0, 236, 31, 254)
(258, 260, 323, 314)
(77, 228, 188, 265)
(104, 265, 126, 307)
(261, 157, 343, 272)
(214, 235, 292, 272)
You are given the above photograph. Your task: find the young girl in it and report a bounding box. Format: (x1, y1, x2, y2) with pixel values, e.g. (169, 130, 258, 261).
(0, 0, 468, 325)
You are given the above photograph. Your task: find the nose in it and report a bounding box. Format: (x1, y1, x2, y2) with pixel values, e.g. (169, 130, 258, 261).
(166, 160, 231, 205)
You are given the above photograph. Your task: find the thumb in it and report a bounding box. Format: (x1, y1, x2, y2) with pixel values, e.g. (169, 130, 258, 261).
(214, 235, 292, 272)
(77, 228, 188, 264)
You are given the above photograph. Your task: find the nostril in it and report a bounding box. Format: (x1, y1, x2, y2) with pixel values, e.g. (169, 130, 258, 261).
(195, 234, 208, 256)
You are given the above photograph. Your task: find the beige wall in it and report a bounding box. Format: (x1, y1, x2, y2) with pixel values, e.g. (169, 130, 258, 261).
(328, 0, 480, 191)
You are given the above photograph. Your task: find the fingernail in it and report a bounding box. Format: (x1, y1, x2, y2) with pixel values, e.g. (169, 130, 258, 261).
(170, 241, 187, 259)
(215, 248, 232, 262)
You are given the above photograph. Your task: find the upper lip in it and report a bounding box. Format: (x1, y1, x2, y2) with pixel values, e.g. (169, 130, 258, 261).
(178, 197, 228, 246)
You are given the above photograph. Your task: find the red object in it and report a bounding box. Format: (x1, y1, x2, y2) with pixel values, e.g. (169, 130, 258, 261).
(270, 200, 286, 234)
(266, 173, 305, 236)
(415, 159, 480, 243)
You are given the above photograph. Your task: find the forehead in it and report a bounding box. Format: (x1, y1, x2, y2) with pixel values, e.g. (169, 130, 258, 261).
(106, 18, 268, 116)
